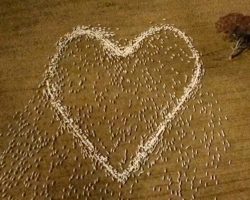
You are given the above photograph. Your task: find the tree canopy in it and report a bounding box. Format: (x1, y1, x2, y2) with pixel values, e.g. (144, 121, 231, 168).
(216, 13, 250, 59)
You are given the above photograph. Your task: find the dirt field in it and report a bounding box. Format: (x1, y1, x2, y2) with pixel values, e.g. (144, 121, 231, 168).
(0, 0, 250, 199)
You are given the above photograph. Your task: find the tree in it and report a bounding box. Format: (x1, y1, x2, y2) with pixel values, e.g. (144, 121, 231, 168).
(216, 13, 250, 59)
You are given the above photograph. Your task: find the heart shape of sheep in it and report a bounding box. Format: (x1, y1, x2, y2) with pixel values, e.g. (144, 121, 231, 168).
(45, 24, 203, 183)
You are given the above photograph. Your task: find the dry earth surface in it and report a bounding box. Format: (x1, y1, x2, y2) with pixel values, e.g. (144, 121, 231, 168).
(0, 0, 250, 199)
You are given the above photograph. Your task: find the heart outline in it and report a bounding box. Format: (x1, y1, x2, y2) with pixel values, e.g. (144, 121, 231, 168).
(44, 24, 204, 183)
